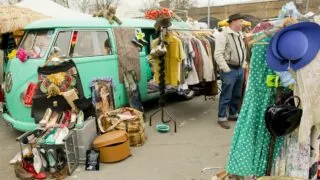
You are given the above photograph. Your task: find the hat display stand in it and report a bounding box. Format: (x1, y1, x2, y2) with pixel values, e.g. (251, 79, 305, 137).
(149, 24, 177, 133)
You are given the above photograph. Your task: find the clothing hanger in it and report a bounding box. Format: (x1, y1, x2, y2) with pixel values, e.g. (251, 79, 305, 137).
(250, 16, 298, 46)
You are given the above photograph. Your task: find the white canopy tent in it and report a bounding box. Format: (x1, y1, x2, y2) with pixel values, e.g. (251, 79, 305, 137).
(15, 0, 91, 18)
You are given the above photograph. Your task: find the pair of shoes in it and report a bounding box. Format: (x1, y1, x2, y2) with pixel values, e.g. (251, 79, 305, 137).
(47, 149, 57, 173)
(228, 114, 239, 121)
(39, 108, 52, 128)
(22, 161, 47, 179)
(39, 149, 49, 172)
(10, 147, 31, 164)
(218, 121, 230, 129)
(32, 148, 42, 174)
(46, 112, 59, 129)
(54, 127, 69, 144)
(14, 162, 33, 180)
(61, 110, 71, 128)
(75, 110, 84, 129)
(68, 111, 77, 129)
(21, 129, 45, 144)
(228, 117, 238, 121)
(46, 128, 59, 145)
(51, 165, 68, 180)
(56, 148, 67, 171)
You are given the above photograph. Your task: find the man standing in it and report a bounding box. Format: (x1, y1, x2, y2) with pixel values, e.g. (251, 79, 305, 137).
(214, 13, 246, 129)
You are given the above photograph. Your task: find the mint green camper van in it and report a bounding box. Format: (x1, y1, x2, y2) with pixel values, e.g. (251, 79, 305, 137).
(3, 18, 190, 132)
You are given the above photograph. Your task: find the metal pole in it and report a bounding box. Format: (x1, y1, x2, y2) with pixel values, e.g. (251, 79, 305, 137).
(208, 0, 210, 28)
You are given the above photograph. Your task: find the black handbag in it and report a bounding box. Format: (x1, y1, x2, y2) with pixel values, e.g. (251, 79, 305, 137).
(31, 60, 84, 123)
(265, 95, 303, 175)
(265, 95, 303, 137)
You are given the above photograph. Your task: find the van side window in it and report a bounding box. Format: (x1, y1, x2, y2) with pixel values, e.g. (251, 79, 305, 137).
(52, 31, 71, 57)
(20, 30, 53, 59)
(72, 31, 112, 57)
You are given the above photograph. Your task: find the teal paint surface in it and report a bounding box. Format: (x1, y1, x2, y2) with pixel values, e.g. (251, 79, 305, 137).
(4, 18, 186, 131)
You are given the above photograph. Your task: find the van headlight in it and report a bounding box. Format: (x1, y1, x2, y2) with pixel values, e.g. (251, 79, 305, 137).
(5, 72, 12, 93)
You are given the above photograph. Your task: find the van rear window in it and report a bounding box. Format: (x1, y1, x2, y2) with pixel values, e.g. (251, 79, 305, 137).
(20, 30, 53, 59)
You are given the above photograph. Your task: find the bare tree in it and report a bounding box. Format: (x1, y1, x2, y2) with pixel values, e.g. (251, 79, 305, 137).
(1, 0, 23, 5)
(170, 0, 193, 10)
(95, 0, 119, 10)
(140, 0, 160, 11)
(51, 0, 70, 8)
(76, 0, 90, 13)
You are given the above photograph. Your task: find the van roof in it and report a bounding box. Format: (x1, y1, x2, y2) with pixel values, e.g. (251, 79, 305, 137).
(25, 17, 189, 30)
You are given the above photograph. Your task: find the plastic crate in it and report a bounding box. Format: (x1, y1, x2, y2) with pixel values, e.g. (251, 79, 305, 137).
(74, 117, 98, 163)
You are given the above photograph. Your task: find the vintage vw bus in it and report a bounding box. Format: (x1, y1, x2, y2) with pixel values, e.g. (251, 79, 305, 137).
(3, 17, 190, 132)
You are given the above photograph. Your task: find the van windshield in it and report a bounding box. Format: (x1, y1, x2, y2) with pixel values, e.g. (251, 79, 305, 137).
(20, 30, 54, 59)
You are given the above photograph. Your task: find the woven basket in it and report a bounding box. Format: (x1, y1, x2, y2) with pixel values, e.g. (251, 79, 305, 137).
(129, 129, 146, 147)
(98, 107, 146, 146)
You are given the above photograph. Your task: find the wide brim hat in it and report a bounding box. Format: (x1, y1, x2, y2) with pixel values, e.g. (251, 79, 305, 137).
(266, 22, 320, 71)
(227, 13, 244, 23)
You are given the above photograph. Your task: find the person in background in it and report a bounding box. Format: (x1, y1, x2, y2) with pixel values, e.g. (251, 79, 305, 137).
(214, 13, 247, 129)
(104, 39, 111, 55)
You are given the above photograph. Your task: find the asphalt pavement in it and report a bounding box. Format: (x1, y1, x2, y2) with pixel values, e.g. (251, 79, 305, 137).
(0, 96, 236, 180)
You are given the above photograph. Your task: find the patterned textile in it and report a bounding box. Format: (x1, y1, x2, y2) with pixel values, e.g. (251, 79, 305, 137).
(273, 52, 320, 180)
(39, 67, 77, 95)
(226, 36, 283, 176)
(113, 28, 140, 83)
(273, 129, 319, 180)
(251, 22, 274, 34)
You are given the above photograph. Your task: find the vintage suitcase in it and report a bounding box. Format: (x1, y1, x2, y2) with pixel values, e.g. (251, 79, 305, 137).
(93, 130, 131, 163)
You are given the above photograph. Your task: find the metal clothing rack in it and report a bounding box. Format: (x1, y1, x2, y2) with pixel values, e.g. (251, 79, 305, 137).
(149, 27, 177, 133)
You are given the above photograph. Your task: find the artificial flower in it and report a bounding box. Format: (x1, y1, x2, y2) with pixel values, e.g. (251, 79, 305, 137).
(16, 48, 28, 62)
(8, 49, 17, 60)
(47, 72, 66, 86)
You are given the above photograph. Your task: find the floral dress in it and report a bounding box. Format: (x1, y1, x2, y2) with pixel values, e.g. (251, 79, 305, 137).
(226, 36, 283, 176)
(273, 52, 320, 180)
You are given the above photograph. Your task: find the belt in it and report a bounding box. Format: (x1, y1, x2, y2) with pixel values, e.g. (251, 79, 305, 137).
(228, 64, 242, 69)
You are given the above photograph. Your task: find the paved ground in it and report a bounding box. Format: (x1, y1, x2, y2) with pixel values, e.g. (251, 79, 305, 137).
(0, 96, 236, 180)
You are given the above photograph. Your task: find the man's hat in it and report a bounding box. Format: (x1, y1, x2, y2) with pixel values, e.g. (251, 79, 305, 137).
(227, 13, 244, 23)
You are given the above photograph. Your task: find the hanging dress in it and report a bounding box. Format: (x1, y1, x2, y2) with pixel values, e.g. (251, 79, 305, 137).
(273, 52, 320, 180)
(226, 36, 283, 176)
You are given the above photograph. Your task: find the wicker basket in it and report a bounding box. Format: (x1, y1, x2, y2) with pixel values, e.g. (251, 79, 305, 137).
(129, 129, 146, 147)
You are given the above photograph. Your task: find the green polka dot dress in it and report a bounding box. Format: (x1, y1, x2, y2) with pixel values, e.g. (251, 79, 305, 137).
(226, 36, 283, 176)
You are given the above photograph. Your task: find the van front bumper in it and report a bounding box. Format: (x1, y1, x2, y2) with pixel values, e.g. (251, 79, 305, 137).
(2, 113, 37, 132)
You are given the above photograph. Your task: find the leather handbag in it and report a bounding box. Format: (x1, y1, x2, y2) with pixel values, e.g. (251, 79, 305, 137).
(265, 95, 303, 137)
(265, 95, 303, 175)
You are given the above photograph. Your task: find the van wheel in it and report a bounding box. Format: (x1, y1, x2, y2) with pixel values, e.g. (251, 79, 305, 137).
(182, 90, 195, 100)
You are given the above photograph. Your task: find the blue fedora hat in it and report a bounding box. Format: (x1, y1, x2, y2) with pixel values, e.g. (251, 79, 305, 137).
(266, 22, 320, 71)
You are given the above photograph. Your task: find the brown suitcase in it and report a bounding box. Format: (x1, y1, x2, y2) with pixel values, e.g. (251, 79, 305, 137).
(93, 130, 131, 163)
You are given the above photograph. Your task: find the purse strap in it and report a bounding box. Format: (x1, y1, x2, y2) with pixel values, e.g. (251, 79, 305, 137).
(283, 95, 301, 108)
